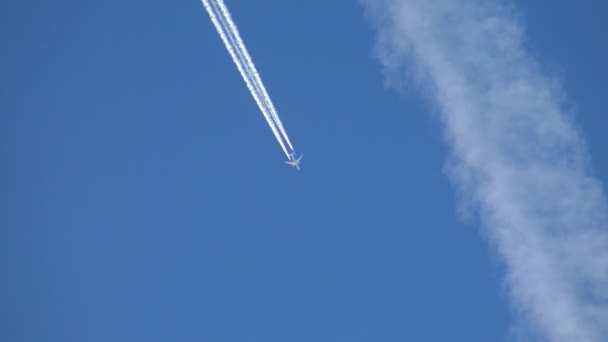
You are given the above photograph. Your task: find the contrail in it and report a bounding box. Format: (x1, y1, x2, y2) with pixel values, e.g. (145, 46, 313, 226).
(200, 0, 289, 158)
(211, 0, 295, 152)
(362, 0, 608, 340)
(207, 0, 286, 145)
(201, 0, 295, 158)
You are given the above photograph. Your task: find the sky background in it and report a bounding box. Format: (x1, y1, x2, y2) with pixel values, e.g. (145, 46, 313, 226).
(1, 0, 607, 341)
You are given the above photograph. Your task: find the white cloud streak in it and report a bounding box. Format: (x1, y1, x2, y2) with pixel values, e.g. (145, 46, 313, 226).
(361, 0, 608, 340)
(211, 0, 295, 152)
(201, 0, 294, 158)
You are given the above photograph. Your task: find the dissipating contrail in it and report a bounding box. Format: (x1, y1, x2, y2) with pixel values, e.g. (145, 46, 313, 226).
(362, 0, 608, 340)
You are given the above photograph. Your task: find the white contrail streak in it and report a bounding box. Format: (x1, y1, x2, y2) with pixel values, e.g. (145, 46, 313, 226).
(200, 0, 289, 158)
(207, 0, 284, 141)
(362, 0, 608, 340)
(201, 0, 296, 158)
(212, 0, 295, 152)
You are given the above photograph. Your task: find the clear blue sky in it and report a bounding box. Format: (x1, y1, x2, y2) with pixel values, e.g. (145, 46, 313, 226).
(2, 0, 607, 341)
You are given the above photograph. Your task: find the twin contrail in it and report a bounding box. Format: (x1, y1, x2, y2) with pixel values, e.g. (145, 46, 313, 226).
(201, 0, 295, 159)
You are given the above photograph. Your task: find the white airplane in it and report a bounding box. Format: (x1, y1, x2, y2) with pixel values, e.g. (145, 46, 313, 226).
(285, 153, 303, 170)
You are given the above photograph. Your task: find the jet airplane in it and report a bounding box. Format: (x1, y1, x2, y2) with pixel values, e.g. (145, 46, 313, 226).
(285, 153, 303, 170)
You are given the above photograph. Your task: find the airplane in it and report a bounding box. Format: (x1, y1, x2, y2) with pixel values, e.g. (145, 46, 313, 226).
(285, 153, 303, 170)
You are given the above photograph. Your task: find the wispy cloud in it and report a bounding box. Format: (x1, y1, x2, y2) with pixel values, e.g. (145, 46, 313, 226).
(361, 0, 608, 340)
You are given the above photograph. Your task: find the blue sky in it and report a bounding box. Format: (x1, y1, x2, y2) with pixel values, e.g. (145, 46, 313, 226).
(2, 0, 607, 341)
